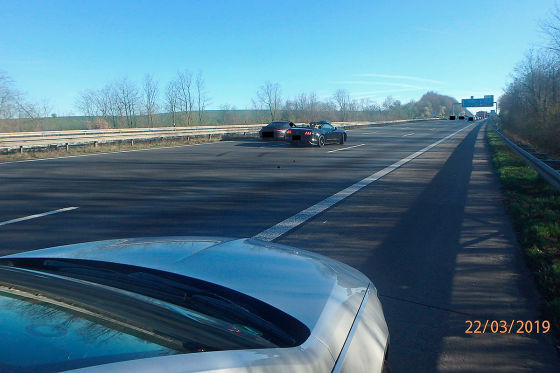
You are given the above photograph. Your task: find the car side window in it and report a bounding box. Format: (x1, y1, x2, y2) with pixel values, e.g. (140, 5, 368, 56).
(323, 124, 333, 130)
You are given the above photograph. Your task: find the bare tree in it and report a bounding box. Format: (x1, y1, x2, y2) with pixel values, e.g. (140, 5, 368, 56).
(293, 93, 307, 122)
(77, 82, 124, 128)
(287, 92, 320, 122)
(143, 74, 159, 127)
(99, 83, 120, 127)
(114, 77, 140, 128)
(0, 72, 19, 119)
(175, 70, 194, 125)
(165, 80, 179, 127)
(333, 89, 351, 121)
(195, 72, 210, 124)
(306, 92, 321, 121)
(541, 4, 560, 53)
(0, 72, 49, 129)
(76, 89, 97, 120)
(256, 81, 282, 121)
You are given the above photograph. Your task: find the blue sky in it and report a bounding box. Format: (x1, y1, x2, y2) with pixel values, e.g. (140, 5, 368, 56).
(1, 0, 557, 115)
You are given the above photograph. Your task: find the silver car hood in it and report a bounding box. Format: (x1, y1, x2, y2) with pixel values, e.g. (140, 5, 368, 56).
(3, 237, 385, 371)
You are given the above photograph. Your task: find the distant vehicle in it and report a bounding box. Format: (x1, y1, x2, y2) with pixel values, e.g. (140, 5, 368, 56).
(476, 111, 488, 119)
(0, 237, 390, 372)
(449, 115, 456, 120)
(468, 116, 474, 121)
(286, 120, 347, 147)
(458, 115, 465, 120)
(259, 121, 294, 141)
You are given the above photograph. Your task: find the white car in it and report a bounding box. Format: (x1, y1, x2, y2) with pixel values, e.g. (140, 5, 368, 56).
(0, 237, 389, 372)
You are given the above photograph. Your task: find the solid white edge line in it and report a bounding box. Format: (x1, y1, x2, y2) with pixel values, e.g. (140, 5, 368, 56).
(327, 144, 366, 153)
(0, 141, 232, 165)
(253, 124, 474, 241)
(0, 207, 79, 227)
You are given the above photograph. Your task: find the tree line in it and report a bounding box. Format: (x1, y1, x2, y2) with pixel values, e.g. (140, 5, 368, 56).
(1, 69, 460, 132)
(252, 81, 457, 123)
(76, 71, 209, 129)
(499, 7, 560, 157)
(77, 77, 459, 127)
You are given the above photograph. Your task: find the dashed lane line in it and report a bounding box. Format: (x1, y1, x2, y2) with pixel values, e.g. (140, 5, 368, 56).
(0, 207, 79, 227)
(327, 144, 366, 153)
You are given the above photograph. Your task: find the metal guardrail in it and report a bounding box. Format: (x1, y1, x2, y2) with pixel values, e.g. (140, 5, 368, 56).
(0, 125, 264, 152)
(0, 118, 439, 153)
(495, 128, 560, 192)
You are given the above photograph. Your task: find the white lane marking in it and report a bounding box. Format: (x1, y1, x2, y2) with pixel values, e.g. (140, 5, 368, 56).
(327, 144, 366, 153)
(0, 141, 231, 165)
(0, 207, 79, 227)
(253, 124, 474, 241)
(402, 133, 415, 137)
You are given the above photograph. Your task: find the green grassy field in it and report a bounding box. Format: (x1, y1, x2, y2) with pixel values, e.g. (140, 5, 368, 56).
(0, 110, 272, 132)
(0, 108, 427, 133)
(486, 123, 560, 335)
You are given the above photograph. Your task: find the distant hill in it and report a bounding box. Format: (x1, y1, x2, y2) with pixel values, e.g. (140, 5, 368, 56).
(414, 91, 469, 117)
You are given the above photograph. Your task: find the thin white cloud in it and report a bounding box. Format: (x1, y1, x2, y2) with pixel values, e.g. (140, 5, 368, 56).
(352, 87, 426, 96)
(316, 87, 429, 102)
(332, 80, 429, 89)
(356, 73, 444, 84)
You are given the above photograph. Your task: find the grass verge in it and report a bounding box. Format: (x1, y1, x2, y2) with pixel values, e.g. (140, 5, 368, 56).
(0, 134, 255, 163)
(486, 123, 560, 335)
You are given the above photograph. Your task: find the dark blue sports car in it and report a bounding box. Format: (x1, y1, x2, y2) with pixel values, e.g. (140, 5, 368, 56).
(285, 120, 347, 147)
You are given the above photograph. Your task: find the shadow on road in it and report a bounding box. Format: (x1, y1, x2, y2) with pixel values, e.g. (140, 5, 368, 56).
(366, 123, 480, 371)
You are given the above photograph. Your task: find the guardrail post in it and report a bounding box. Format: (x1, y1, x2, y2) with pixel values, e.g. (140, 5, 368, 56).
(131, 139, 134, 146)
(19, 145, 23, 153)
(94, 141, 98, 148)
(65, 143, 69, 152)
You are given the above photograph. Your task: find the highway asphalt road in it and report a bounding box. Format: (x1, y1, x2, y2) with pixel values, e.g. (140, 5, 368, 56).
(1, 119, 558, 372)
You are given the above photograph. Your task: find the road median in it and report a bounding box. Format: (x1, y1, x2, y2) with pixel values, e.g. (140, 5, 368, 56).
(0, 118, 437, 161)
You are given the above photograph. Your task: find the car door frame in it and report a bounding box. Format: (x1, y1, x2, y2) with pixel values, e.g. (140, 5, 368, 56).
(321, 123, 336, 142)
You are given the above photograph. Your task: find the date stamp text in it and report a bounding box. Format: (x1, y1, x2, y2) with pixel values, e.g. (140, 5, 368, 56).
(465, 320, 550, 334)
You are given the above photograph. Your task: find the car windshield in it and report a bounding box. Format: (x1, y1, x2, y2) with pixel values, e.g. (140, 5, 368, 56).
(268, 121, 289, 127)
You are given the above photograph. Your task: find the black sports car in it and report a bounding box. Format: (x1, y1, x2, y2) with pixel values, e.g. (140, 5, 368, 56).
(259, 121, 295, 141)
(285, 121, 347, 147)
